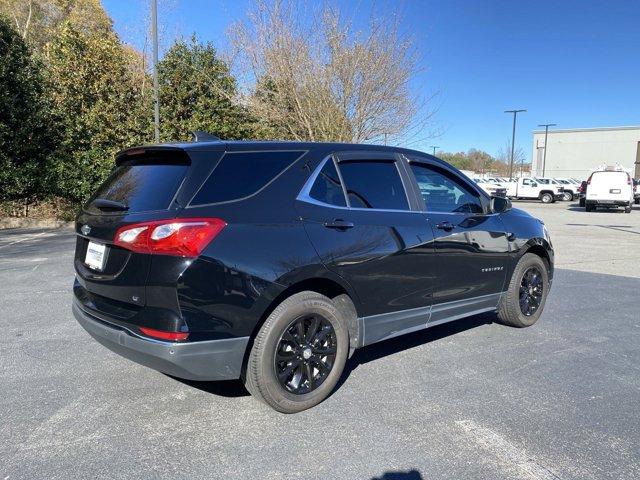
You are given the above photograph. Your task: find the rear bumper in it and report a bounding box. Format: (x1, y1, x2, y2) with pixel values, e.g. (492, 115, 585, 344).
(73, 301, 249, 381)
(585, 199, 630, 207)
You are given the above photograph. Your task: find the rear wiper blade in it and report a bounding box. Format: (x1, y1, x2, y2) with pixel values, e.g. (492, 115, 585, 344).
(91, 198, 129, 211)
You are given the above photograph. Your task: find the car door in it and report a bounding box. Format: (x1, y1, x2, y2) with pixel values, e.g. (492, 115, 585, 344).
(295, 151, 437, 345)
(402, 156, 509, 326)
(520, 178, 539, 197)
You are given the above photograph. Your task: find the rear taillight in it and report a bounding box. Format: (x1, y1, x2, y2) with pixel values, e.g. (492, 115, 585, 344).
(139, 326, 189, 341)
(114, 218, 226, 257)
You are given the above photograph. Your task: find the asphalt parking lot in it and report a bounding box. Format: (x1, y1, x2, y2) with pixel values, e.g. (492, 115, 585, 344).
(1, 201, 639, 480)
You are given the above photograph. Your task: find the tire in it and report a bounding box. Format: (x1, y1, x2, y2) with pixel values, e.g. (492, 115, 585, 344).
(540, 192, 553, 204)
(635, 198, 639, 205)
(624, 205, 632, 213)
(579, 197, 585, 207)
(585, 203, 594, 212)
(562, 191, 573, 201)
(497, 253, 550, 328)
(243, 291, 349, 413)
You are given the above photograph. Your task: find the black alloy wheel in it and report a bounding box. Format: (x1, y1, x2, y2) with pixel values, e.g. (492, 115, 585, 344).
(275, 315, 337, 394)
(519, 267, 544, 316)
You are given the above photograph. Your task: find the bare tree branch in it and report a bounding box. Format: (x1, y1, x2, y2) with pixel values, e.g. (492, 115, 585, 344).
(229, 0, 436, 143)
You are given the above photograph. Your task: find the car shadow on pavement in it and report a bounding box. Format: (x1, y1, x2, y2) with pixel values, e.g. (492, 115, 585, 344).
(169, 312, 494, 399)
(371, 469, 423, 480)
(167, 376, 250, 397)
(335, 312, 494, 392)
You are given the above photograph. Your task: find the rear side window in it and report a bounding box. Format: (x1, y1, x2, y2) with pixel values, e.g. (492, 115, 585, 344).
(338, 161, 409, 210)
(309, 159, 347, 207)
(86, 163, 188, 214)
(190, 151, 303, 205)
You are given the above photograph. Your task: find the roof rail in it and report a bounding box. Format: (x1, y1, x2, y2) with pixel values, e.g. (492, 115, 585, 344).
(191, 130, 221, 142)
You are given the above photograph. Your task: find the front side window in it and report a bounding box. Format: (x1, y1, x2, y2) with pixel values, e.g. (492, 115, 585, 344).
(308, 159, 347, 207)
(338, 161, 409, 210)
(410, 163, 483, 214)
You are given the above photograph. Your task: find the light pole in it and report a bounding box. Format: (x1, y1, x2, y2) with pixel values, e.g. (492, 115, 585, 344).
(430, 145, 439, 156)
(504, 109, 526, 179)
(538, 123, 557, 177)
(151, 0, 160, 142)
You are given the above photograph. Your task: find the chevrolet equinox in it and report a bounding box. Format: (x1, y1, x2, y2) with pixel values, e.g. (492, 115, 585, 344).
(73, 139, 554, 413)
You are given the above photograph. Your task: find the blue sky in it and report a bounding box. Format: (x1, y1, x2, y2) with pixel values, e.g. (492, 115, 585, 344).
(103, 0, 640, 161)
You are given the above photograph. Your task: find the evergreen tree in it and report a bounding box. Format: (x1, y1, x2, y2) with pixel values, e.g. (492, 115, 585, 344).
(0, 15, 57, 201)
(46, 23, 151, 201)
(158, 36, 264, 142)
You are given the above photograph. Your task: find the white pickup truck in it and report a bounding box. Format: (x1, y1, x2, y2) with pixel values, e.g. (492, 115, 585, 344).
(503, 178, 564, 203)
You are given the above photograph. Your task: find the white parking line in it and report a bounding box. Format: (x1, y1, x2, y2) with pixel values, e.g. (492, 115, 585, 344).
(455, 419, 561, 480)
(0, 232, 48, 249)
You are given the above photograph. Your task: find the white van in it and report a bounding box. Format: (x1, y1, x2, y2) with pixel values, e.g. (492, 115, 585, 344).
(585, 168, 634, 213)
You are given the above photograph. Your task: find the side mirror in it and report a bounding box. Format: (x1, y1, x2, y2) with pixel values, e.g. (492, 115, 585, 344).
(491, 195, 512, 214)
(531, 182, 538, 187)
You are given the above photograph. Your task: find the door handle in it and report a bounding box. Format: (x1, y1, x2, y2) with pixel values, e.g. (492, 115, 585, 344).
(436, 221, 454, 231)
(324, 219, 355, 230)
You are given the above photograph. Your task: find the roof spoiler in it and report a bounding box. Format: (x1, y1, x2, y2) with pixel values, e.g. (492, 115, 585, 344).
(115, 146, 191, 166)
(191, 130, 221, 142)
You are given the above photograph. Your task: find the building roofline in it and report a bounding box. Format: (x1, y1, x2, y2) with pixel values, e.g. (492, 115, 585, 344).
(532, 125, 640, 134)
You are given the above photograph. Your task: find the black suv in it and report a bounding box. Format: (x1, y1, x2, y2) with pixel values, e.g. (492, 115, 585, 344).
(73, 140, 554, 413)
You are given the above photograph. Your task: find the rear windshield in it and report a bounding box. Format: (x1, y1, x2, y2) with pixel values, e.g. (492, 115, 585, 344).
(591, 171, 629, 184)
(85, 162, 188, 214)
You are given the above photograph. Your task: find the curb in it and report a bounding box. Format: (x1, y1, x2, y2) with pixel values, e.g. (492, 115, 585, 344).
(0, 217, 74, 230)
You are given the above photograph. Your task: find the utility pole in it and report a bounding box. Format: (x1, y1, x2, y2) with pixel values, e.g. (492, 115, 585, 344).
(537, 123, 557, 177)
(504, 109, 526, 179)
(430, 145, 439, 156)
(151, 0, 160, 142)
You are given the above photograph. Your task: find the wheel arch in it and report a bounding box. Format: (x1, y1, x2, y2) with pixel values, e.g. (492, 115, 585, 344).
(539, 189, 555, 199)
(240, 275, 361, 379)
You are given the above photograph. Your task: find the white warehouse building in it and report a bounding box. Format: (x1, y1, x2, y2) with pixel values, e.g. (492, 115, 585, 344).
(531, 125, 640, 180)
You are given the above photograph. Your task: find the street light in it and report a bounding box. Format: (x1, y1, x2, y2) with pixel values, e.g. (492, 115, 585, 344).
(537, 123, 557, 177)
(430, 145, 439, 156)
(151, 0, 160, 142)
(504, 109, 526, 179)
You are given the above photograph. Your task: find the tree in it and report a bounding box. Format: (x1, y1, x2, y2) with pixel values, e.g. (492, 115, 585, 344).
(157, 36, 261, 142)
(439, 152, 472, 171)
(438, 149, 496, 173)
(46, 22, 151, 202)
(496, 140, 527, 177)
(230, 0, 430, 143)
(0, 0, 111, 51)
(0, 15, 57, 202)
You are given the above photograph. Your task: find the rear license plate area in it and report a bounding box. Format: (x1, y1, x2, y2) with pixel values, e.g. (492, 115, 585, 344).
(85, 241, 107, 271)
(610, 189, 621, 194)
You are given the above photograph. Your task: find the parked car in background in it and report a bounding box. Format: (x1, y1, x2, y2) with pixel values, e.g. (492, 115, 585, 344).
(553, 178, 579, 201)
(473, 178, 507, 197)
(72, 139, 554, 413)
(578, 181, 588, 207)
(585, 167, 634, 213)
(634, 179, 639, 204)
(503, 178, 563, 203)
(534, 177, 568, 200)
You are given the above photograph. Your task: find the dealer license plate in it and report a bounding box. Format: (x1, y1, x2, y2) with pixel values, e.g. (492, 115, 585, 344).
(85, 241, 106, 271)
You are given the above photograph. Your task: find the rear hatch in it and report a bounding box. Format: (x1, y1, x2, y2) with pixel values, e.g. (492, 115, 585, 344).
(586, 171, 632, 202)
(74, 148, 194, 321)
